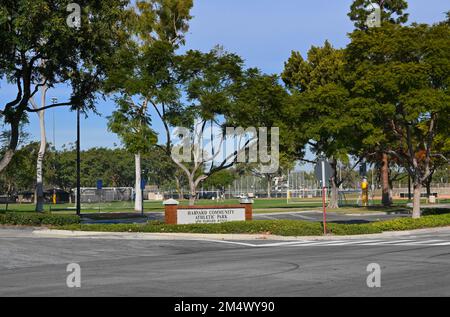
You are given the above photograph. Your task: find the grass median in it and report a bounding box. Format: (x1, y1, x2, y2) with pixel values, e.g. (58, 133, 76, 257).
(56, 212, 450, 236)
(5, 198, 448, 214)
(2, 208, 450, 236)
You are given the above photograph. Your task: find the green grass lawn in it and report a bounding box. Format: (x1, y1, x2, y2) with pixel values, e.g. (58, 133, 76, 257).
(1, 197, 448, 215)
(2, 200, 450, 236)
(0, 198, 323, 214)
(3, 209, 450, 236)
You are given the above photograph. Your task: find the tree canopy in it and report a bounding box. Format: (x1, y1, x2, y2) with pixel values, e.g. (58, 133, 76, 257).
(344, 21, 450, 216)
(0, 0, 129, 172)
(348, 0, 409, 30)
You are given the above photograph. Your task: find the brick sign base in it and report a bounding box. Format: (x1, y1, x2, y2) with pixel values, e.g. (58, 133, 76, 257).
(164, 203, 253, 225)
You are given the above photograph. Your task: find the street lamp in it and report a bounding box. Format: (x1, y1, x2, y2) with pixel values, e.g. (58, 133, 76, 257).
(51, 97, 57, 148)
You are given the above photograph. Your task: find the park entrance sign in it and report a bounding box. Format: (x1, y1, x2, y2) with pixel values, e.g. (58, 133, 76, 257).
(177, 208, 246, 224)
(163, 199, 253, 225)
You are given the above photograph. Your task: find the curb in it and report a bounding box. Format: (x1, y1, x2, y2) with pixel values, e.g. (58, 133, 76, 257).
(32, 226, 450, 241)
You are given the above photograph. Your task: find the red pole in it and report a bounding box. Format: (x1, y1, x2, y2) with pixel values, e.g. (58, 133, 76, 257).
(322, 187, 327, 235)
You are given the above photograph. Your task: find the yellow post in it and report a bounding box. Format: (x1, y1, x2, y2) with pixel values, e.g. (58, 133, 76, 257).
(361, 178, 369, 207)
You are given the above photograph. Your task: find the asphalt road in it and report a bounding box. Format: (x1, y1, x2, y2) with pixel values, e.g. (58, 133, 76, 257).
(1, 227, 450, 297)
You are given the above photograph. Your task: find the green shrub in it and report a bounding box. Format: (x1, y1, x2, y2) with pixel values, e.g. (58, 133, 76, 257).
(371, 213, 450, 231)
(327, 223, 382, 235)
(422, 208, 450, 216)
(0, 213, 80, 226)
(58, 214, 450, 236)
(60, 220, 325, 236)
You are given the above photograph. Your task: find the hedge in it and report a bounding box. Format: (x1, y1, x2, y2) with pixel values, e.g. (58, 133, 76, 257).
(3, 211, 450, 236)
(58, 213, 450, 236)
(60, 220, 324, 236)
(0, 212, 80, 226)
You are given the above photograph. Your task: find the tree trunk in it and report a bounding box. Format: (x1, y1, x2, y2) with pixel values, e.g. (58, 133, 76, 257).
(425, 170, 434, 198)
(426, 180, 431, 198)
(180, 186, 184, 201)
(175, 176, 182, 200)
(266, 176, 272, 199)
(328, 159, 339, 209)
(0, 149, 15, 173)
(134, 153, 142, 212)
(35, 109, 46, 212)
(412, 182, 422, 219)
(188, 178, 196, 206)
(328, 177, 339, 209)
(381, 153, 391, 207)
(0, 120, 20, 173)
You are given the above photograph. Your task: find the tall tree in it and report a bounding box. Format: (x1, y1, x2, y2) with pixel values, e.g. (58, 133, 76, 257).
(226, 69, 295, 198)
(107, 98, 157, 211)
(0, 0, 129, 173)
(104, 0, 193, 207)
(28, 83, 48, 212)
(166, 47, 266, 206)
(348, 0, 411, 206)
(282, 41, 359, 209)
(345, 22, 450, 218)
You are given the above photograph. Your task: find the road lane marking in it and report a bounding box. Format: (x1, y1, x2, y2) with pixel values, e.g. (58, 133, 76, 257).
(289, 240, 348, 246)
(359, 240, 415, 245)
(201, 240, 257, 247)
(200, 238, 450, 248)
(322, 240, 384, 246)
(289, 214, 317, 220)
(255, 215, 278, 220)
(429, 242, 450, 246)
(393, 239, 445, 246)
(252, 241, 315, 247)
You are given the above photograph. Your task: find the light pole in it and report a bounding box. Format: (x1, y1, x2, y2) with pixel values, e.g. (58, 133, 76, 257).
(51, 98, 57, 148)
(76, 106, 81, 216)
(51, 97, 58, 205)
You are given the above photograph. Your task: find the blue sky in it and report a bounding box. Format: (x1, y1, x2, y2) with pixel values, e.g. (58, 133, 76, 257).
(1, 0, 449, 151)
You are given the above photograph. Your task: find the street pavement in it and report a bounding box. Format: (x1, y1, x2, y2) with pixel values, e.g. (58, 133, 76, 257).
(1, 227, 450, 296)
